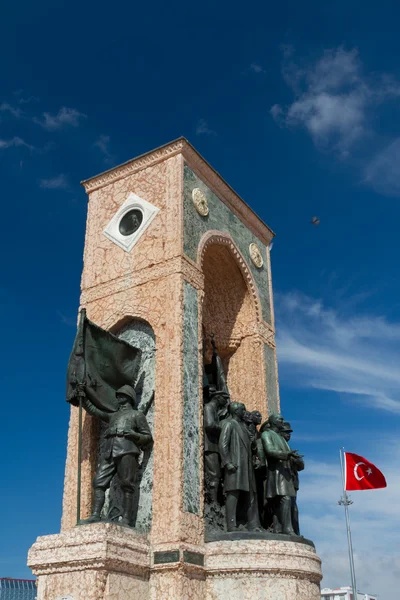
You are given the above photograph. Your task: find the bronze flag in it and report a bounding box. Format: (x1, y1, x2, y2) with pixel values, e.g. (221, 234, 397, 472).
(66, 309, 142, 412)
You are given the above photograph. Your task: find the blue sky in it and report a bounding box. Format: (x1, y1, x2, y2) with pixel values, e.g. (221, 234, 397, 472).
(1, 1, 400, 597)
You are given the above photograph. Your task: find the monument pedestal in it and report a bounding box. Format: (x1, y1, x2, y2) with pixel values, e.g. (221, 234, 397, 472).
(205, 538, 322, 600)
(29, 524, 321, 600)
(28, 523, 150, 600)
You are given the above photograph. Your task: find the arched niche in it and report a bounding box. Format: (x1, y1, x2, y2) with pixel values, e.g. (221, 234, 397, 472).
(199, 232, 265, 413)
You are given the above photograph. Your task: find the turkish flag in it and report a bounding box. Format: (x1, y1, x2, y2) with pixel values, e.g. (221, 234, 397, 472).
(345, 452, 387, 491)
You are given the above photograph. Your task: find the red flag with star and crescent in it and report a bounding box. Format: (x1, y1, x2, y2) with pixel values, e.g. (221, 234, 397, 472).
(345, 452, 387, 491)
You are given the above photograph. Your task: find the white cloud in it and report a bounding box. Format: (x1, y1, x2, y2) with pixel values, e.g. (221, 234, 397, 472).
(93, 134, 115, 164)
(299, 444, 400, 598)
(13, 89, 39, 104)
(0, 103, 22, 117)
(196, 118, 216, 136)
(35, 106, 86, 130)
(0, 136, 34, 150)
(272, 47, 400, 156)
(276, 291, 400, 414)
(39, 174, 69, 189)
(249, 63, 265, 74)
(364, 137, 400, 197)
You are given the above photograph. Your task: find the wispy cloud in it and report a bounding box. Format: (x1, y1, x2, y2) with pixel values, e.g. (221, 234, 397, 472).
(13, 89, 39, 104)
(93, 134, 115, 165)
(39, 174, 69, 190)
(249, 63, 266, 74)
(364, 137, 400, 197)
(57, 310, 77, 327)
(276, 291, 400, 414)
(0, 136, 34, 150)
(271, 46, 400, 157)
(196, 118, 216, 136)
(35, 106, 86, 130)
(0, 103, 23, 118)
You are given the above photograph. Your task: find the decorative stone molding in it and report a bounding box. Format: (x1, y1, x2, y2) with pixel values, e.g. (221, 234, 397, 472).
(257, 321, 276, 348)
(197, 230, 263, 323)
(82, 139, 186, 193)
(192, 188, 209, 216)
(80, 256, 204, 306)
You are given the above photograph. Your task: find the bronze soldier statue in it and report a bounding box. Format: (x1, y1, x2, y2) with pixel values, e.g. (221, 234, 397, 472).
(79, 384, 153, 526)
(219, 402, 262, 532)
(281, 421, 304, 536)
(260, 413, 301, 535)
(203, 389, 230, 503)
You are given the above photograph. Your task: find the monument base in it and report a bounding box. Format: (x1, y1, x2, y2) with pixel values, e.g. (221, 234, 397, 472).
(28, 523, 150, 600)
(28, 524, 322, 600)
(205, 538, 322, 600)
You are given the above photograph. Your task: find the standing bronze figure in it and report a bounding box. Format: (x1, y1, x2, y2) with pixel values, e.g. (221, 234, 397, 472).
(260, 413, 300, 535)
(219, 402, 261, 532)
(281, 421, 304, 536)
(79, 384, 153, 526)
(204, 390, 230, 503)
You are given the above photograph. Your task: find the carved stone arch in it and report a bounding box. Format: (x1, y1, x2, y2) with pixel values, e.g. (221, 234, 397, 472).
(197, 230, 263, 324)
(198, 230, 267, 412)
(103, 309, 155, 333)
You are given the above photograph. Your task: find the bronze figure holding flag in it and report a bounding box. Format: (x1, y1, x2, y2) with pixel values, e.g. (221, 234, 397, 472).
(66, 309, 153, 528)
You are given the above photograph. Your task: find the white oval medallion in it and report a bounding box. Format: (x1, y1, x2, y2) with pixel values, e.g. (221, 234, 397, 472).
(55, 596, 73, 600)
(192, 188, 209, 216)
(249, 243, 264, 268)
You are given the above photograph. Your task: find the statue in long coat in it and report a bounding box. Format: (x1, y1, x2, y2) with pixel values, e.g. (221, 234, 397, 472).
(219, 402, 261, 532)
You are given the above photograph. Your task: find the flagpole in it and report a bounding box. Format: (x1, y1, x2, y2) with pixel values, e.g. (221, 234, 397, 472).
(338, 447, 358, 600)
(77, 395, 83, 524)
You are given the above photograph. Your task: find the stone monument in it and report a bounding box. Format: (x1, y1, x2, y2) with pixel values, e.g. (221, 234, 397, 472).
(28, 138, 322, 599)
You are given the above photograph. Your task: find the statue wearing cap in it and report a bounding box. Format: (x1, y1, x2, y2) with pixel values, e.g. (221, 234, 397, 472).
(203, 388, 230, 503)
(79, 384, 153, 527)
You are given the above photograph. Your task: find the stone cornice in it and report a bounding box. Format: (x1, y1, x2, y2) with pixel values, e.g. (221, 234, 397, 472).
(81, 139, 186, 193)
(81, 137, 275, 247)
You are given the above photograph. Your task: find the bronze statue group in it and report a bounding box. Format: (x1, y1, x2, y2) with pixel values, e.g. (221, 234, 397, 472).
(71, 323, 303, 536)
(204, 344, 304, 537)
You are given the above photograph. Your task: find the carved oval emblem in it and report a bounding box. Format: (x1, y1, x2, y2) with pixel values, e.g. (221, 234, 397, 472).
(192, 188, 209, 216)
(249, 243, 264, 268)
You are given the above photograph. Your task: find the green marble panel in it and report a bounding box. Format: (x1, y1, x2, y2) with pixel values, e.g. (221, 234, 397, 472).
(183, 164, 272, 324)
(264, 343, 279, 414)
(183, 281, 200, 514)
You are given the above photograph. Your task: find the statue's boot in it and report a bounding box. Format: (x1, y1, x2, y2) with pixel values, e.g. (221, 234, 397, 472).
(247, 490, 263, 532)
(280, 496, 296, 535)
(226, 492, 239, 532)
(292, 497, 300, 535)
(79, 488, 105, 524)
(120, 491, 134, 527)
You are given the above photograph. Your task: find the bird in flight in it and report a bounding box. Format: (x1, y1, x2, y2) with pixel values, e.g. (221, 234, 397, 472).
(311, 216, 320, 226)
